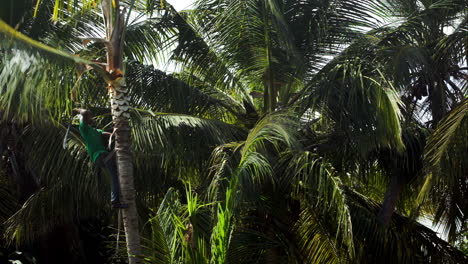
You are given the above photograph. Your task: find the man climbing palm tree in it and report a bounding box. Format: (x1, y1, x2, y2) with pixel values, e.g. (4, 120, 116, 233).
(72, 108, 127, 209)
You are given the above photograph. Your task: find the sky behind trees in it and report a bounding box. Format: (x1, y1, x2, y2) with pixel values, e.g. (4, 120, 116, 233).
(167, 0, 194, 11)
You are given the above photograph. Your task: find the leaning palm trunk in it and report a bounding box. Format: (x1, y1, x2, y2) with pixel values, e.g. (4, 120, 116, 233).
(377, 174, 403, 226)
(102, 0, 141, 263)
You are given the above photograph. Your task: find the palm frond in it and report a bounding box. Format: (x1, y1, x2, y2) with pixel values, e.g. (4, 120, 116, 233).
(154, 188, 185, 262)
(210, 179, 236, 264)
(0, 176, 18, 224)
(131, 111, 246, 206)
(152, 186, 212, 264)
(207, 112, 301, 203)
(417, 98, 468, 242)
(145, 214, 172, 264)
(294, 207, 344, 264)
(125, 61, 244, 120)
(346, 188, 468, 263)
(285, 151, 355, 259)
(0, 49, 77, 122)
(159, 6, 253, 104)
(0, 19, 103, 67)
(3, 121, 110, 245)
(0, 18, 113, 122)
(131, 111, 245, 162)
(301, 39, 405, 156)
(424, 98, 467, 171)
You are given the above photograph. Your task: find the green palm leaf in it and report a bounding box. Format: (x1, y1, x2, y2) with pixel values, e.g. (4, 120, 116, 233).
(417, 98, 467, 242)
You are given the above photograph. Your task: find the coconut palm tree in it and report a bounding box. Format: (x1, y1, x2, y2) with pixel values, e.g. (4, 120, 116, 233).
(1, 0, 146, 261)
(421, 98, 467, 243)
(0, 1, 248, 262)
(134, 0, 467, 262)
(350, 0, 468, 226)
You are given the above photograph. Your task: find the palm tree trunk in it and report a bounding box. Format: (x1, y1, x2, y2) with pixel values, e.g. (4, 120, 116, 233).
(111, 79, 141, 263)
(429, 82, 446, 128)
(377, 174, 403, 226)
(263, 2, 276, 113)
(265, 220, 281, 264)
(102, 0, 141, 263)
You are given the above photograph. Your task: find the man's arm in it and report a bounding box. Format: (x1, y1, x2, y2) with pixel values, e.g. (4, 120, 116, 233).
(102, 132, 112, 150)
(102, 131, 111, 141)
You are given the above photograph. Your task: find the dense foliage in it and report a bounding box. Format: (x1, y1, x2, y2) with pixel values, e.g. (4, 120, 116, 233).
(0, 0, 467, 263)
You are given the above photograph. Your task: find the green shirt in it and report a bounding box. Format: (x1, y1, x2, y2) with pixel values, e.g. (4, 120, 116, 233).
(79, 119, 108, 163)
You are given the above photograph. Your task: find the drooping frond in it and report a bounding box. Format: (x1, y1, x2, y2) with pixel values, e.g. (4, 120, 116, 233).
(194, 0, 380, 76)
(218, 112, 300, 200)
(0, 19, 102, 67)
(125, 61, 245, 121)
(205, 113, 304, 262)
(131, 111, 246, 199)
(145, 213, 172, 264)
(0, 18, 113, 122)
(241, 112, 300, 156)
(0, 48, 78, 122)
(0, 178, 18, 224)
(294, 207, 344, 264)
(346, 188, 468, 263)
(132, 111, 246, 160)
(418, 98, 468, 242)
(424, 98, 467, 172)
(284, 151, 355, 259)
(366, 0, 467, 125)
(153, 5, 253, 104)
(300, 36, 405, 156)
(4, 122, 108, 245)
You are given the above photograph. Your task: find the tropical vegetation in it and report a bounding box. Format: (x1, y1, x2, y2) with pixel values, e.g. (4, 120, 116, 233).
(0, 0, 467, 263)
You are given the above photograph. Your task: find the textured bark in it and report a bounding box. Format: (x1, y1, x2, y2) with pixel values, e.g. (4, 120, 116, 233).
(110, 83, 141, 263)
(102, 0, 141, 263)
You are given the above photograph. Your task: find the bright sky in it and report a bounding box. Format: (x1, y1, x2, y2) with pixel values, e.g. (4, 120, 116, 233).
(166, 0, 195, 11)
(149, 0, 195, 72)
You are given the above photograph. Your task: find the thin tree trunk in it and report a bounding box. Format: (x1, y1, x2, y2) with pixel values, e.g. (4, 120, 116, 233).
(265, 218, 281, 264)
(377, 174, 403, 226)
(101, 0, 141, 263)
(429, 82, 446, 128)
(263, 2, 276, 113)
(111, 78, 141, 263)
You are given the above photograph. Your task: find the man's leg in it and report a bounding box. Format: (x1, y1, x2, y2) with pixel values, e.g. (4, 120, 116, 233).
(103, 153, 121, 203)
(95, 154, 105, 177)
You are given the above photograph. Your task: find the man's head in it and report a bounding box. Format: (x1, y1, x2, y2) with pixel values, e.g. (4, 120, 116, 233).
(81, 110, 94, 125)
